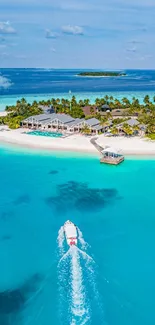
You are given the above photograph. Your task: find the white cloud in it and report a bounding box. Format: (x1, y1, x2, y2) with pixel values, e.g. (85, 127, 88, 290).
(0, 21, 16, 34)
(45, 29, 58, 38)
(62, 25, 84, 35)
(128, 39, 144, 44)
(126, 47, 137, 52)
(0, 75, 12, 89)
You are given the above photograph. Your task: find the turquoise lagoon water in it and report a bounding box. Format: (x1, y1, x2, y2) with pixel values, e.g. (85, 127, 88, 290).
(0, 144, 155, 325)
(26, 131, 62, 137)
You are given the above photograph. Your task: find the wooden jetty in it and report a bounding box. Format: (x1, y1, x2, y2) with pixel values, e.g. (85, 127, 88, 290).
(90, 137, 124, 165)
(90, 137, 104, 153)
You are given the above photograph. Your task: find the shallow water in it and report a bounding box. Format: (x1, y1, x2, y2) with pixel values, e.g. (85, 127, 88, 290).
(0, 145, 154, 325)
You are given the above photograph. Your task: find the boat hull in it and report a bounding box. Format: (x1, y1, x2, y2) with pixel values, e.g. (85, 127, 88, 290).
(64, 220, 78, 246)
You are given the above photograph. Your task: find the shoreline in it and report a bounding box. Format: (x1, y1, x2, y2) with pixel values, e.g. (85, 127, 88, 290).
(0, 129, 155, 158)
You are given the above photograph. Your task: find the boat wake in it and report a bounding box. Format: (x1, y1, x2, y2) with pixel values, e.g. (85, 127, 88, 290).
(57, 226, 65, 256)
(57, 223, 102, 325)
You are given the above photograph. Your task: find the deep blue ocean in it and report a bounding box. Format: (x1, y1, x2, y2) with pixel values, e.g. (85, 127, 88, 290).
(0, 144, 155, 325)
(0, 69, 155, 110)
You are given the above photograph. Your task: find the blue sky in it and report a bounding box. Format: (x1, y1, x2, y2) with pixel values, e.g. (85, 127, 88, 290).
(0, 0, 155, 68)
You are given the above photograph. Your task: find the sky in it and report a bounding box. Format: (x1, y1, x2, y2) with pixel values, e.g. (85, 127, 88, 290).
(0, 0, 155, 68)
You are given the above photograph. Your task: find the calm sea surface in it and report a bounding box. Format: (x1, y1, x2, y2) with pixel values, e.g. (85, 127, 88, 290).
(0, 69, 155, 110)
(0, 144, 154, 325)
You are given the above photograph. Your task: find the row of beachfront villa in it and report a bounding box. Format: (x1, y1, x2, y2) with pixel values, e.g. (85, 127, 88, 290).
(21, 113, 110, 134)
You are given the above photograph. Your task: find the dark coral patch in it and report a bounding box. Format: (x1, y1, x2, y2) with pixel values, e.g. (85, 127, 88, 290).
(0, 273, 41, 315)
(0, 289, 25, 314)
(1, 235, 11, 241)
(13, 194, 30, 206)
(45, 181, 120, 214)
(49, 170, 58, 175)
(1, 211, 14, 220)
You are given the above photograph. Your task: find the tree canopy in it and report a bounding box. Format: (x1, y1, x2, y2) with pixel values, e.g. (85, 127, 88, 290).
(1, 94, 154, 139)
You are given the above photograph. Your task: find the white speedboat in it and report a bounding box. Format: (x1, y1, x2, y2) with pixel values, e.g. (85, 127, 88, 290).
(64, 220, 77, 246)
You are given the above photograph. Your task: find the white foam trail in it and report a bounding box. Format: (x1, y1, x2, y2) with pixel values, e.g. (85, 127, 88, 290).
(77, 246, 105, 322)
(57, 224, 104, 324)
(84, 255, 105, 323)
(58, 249, 70, 265)
(77, 227, 89, 250)
(77, 247, 94, 262)
(58, 247, 71, 324)
(57, 226, 65, 256)
(70, 246, 90, 324)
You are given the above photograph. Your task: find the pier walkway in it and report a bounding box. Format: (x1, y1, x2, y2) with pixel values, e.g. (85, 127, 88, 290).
(90, 137, 104, 154)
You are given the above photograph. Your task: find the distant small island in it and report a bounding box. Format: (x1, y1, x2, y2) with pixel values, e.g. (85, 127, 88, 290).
(78, 71, 126, 77)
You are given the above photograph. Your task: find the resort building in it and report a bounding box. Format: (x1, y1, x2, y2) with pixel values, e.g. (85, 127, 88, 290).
(116, 118, 146, 136)
(100, 104, 112, 112)
(21, 113, 106, 134)
(38, 105, 55, 114)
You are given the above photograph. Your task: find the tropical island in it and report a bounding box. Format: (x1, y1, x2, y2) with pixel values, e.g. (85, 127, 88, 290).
(78, 71, 126, 77)
(0, 94, 154, 138)
(0, 94, 154, 155)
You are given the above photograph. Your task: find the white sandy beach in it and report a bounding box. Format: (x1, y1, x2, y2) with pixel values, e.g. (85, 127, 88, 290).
(0, 128, 155, 156)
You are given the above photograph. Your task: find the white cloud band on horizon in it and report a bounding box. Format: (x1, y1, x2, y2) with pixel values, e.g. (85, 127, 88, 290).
(45, 29, 58, 38)
(0, 74, 12, 89)
(0, 22, 16, 34)
(61, 25, 84, 35)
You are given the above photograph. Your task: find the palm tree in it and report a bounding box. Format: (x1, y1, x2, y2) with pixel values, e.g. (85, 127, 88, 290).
(56, 98, 60, 104)
(122, 123, 133, 136)
(21, 98, 27, 105)
(32, 100, 38, 107)
(132, 98, 140, 110)
(79, 100, 84, 107)
(111, 126, 118, 136)
(143, 95, 150, 106)
(122, 97, 130, 107)
(71, 96, 77, 106)
(95, 98, 101, 107)
(104, 95, 109, 103)
(83, 99, 90, 106)
(81, 125, 91, 135)
(114, 99, 121, 108)
(61, 98, 67, 107)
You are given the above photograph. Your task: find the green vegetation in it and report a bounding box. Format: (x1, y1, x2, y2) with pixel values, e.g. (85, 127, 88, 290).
(1, 98, 43, 129)
(81, 125, 91, 135)
(111, 126, 119, 136)
(78, 71, 126, 77)
(0, 94, 154, 139)
(122, 123, 134, 136)
(147, 133, 155, 140)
